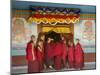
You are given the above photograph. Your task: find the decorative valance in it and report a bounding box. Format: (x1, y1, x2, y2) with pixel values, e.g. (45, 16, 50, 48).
(28, 6, 80, 25)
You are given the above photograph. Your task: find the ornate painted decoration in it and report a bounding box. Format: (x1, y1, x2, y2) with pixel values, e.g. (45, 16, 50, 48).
(42, 26, 71, 33)
(28, 6, 80, 25)
(82, 20, 95, 41)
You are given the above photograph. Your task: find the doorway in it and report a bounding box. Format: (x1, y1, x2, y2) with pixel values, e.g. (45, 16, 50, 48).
(37, 23, 74, 41)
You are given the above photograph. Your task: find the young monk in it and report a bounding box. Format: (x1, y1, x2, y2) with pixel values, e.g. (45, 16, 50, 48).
(60, 34, 68, 67)
(36, 40, 44, 72)
(75, 39, 84, 69)
(26, 35, 39, 73)
(36, 32, 46, 69)
(45, 37, 54, 69)
(68, 40, 75, 68)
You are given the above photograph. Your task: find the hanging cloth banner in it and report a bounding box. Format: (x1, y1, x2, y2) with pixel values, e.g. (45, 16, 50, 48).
(28, 6, 80, 25)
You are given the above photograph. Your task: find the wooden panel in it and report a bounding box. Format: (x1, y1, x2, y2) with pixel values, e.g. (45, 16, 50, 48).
(12, 56, 27, 66)
(84, 53, 96, 62)
(11, 53, 96, 66)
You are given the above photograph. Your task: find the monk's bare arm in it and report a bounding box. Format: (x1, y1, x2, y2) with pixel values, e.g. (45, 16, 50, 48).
(32, 44, 35, 61)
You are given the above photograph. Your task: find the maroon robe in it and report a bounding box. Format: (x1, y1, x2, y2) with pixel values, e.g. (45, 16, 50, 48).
(53, 42, 63, 70)
(68, 44, 75, 68)
(26, 41, 39, 73)
(75, 43, 84, 69)
(37, 46, 44, 71)
(61, 41, 68, 67)
(45, 42, 55, 67)
(45, 42, 55, 58)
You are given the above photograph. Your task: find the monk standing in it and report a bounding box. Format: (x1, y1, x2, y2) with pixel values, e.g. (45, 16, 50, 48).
(68, 40, 75, 68)
(26, 35, 39, 73)
(45, 37, 54, 69)
(60, 34, 68, 68)
(36, 40, 44, 72)
(75, 39, 84, 69)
